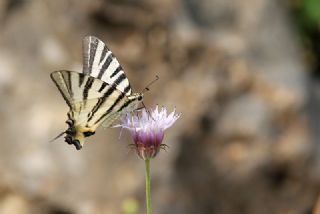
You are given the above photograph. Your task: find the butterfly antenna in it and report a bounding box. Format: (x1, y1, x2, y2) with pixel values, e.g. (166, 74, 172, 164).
(141, 75, 159, 94)
(49, 131, 65, 142)
(141, 101, 149, 112)
(138, 75, 159, 119)
(141, 101, 156, 121)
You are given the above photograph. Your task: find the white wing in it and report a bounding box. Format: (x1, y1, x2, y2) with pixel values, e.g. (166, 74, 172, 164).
(82, 36, 132, 95)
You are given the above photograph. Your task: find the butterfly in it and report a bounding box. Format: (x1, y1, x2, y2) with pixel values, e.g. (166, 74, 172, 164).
(50, 36, 143, 150)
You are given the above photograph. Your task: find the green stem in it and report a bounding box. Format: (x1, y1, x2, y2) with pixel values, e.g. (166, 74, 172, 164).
(145, 159, 152, 214)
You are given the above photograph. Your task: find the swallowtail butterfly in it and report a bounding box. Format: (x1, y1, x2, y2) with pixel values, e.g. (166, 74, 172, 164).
(51, 36, 143, 150)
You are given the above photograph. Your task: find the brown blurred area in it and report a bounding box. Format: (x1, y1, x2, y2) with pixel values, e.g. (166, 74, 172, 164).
(0, 0, 319, 213)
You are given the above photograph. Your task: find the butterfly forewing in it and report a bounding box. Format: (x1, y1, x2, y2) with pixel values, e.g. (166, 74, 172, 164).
(82, 36, 132, 95)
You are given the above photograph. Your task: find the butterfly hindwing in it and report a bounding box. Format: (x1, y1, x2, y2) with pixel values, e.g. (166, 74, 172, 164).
(82, 36, 132, 95)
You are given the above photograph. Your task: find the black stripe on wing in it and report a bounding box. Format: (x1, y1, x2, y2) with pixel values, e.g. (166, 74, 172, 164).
(123, 85, 131, 94)
(50, 71, 73, 108)
(98, 82, 108, 92)
(110, 65, 122, 78)
(99, 46, 108, 64)
(66, 71, 73, 98)
(83, 77, 95, 101)
(79, 74, 85, 86)
(98, 53, 113, 79)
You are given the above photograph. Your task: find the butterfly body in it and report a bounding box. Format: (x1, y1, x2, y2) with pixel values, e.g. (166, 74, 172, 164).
(51, 36, 143, 150)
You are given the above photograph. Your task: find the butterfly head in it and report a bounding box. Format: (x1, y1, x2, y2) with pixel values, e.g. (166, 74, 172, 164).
(132, 92, 143, 101)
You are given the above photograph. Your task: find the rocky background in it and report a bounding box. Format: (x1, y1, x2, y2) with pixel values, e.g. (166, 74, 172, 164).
(0, 0, 319, 213)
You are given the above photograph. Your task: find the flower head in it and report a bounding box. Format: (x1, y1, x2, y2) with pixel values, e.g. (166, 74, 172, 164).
(119, 106, 180, 160)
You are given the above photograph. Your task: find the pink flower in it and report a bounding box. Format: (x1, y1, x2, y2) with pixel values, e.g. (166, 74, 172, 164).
(119, 106, 180, 160)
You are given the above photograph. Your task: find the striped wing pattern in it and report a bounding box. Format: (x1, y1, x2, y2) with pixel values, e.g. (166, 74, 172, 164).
(82, 36, 132, 95)
(50, 70, 130, 129)
(51, 36, 143, 149)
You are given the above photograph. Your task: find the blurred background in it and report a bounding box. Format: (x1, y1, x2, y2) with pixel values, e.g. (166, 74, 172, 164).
(0, 0, 320, 213)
